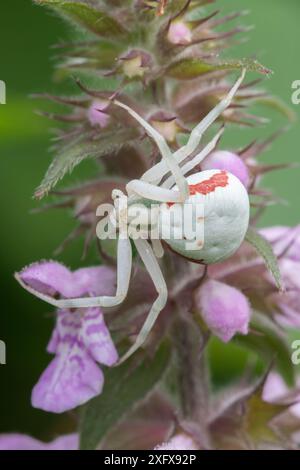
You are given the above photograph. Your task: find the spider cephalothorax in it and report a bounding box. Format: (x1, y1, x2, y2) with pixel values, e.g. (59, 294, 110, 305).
(16, 69, 249, 364)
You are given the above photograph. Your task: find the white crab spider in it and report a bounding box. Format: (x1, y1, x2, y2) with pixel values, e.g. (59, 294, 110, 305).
(17, 69, 249, 364)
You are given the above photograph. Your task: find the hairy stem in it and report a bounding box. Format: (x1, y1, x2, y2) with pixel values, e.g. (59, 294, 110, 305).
(173, 311, 209, 422)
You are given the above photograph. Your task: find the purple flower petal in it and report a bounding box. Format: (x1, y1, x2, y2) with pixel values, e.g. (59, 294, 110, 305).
(50, 434, 79, 450)
(87, 100, 110, 128)
(0, 433, 78, 450)
(195, 279, 251, 342)
(47, 308, 118, 366)
(202, 151, 250, 188)
(18, 261, 76, 298)
(260, 226, 290, 244)
(167, 21, 192, 45)
(278, 259, 300, 290)
(18, 262, 116, 300)
(290, 402, 300, 418)
(47, 327, 61, 354)
(47, 309, 81, 355)
(32, 346, 104, 413)
(263, 371, 300, 417)
(17, 261, 118, 412)
(261, 225, 300, 261)
(73, 266, 116, 297)
(81, 308, 118, 366)
(263, 371, 290, 402)
(0, 434, 47, 450)
(269, 291, 300, 328)
(155, 434, 198, 450)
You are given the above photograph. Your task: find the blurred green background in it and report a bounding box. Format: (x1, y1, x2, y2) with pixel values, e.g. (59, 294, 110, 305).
(0, 0, 299, 440)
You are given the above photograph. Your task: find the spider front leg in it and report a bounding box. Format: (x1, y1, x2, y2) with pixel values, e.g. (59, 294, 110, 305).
(116, 238, 168, 365)
(162, 126, 224, 189)
(173, 68, 246, 163)
(15, 237, 132, 309)
(114, 100, 189, 202)
(140, 69, 246, 185)
(126, 179, 182, 203)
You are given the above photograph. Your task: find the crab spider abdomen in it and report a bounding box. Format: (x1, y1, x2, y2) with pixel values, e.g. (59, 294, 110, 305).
(159, 169, 250, 264)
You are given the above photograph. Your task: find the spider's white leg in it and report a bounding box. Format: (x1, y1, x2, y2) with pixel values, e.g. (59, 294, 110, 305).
(126, 180, 181, 202)
(116, 238, 168, 365)
(114, 100, 189, 201)
(162, 127, 224, 189)
(152, 239, 164, 258)
(141, 69, 246, 185)
(173, 69, 245, 162)
(15, 238, 132, 309)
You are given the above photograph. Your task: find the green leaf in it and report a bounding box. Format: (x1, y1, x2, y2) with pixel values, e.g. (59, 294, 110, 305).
(35, 129, 138, 198)
(245, 227, 282, 290)
(166, 58, 272, 80)
(234, 310, 294, 386)
(35, 1, 127, 38)
(80, 342, 171, 450)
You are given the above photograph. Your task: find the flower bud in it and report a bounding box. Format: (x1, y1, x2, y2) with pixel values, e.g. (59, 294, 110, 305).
(202, 151, 250, 188)
(119, 50, 151, 79)
(149, 111, 185, 144)
(194, 280, 251, 342)
(87, 99, 110, 128)
(167, 21, 192, 45)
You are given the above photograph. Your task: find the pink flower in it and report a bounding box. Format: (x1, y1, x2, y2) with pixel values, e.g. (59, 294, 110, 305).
(263, 371, 300, 418)
(194, 279, 251, 342)
(261, 226, 300, 327)
(155, 433, 198, 450)
(260, 225, 300, 261)
(201, 151, 250, 188)
(87, 99, 110, 128)
(167, 21, 192, 45)
(0, 433, 78, 450)
(16, 261, 118, 413)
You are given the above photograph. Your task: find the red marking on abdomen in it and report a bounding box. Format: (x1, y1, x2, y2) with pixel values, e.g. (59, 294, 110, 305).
(168, 171, 229, 207)
(189, 170, 229, 196)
